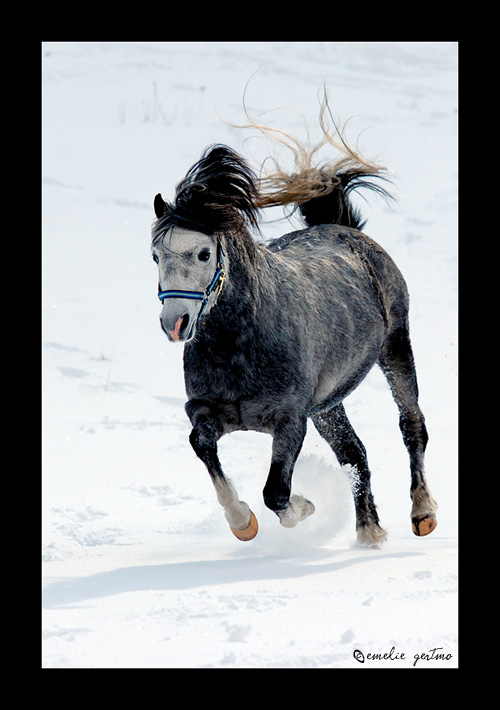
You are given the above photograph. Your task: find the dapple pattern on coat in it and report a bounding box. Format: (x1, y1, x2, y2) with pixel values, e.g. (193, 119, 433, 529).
(151, 114, 437, 546)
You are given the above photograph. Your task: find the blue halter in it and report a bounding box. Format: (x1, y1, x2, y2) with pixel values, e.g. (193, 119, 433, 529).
(157, 243, 226, 321)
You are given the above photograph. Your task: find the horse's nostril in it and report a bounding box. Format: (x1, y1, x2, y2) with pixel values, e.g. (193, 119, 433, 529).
(170, 314, 190, 341)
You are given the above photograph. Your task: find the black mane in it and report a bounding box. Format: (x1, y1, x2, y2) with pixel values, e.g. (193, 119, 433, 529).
(153, 145, 260, 243)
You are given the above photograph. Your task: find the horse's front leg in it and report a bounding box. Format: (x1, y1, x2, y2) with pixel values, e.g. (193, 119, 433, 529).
(263, 414, 315, 528)
(186, 401, 258, 541)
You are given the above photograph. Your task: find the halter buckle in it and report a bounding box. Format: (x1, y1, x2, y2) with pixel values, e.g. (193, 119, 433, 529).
(216, 268, 226, 297)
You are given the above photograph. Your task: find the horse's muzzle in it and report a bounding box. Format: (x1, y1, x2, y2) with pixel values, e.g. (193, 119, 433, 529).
(160, 312, 193, 342)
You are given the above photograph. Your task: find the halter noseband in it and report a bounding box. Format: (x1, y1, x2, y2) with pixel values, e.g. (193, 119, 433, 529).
(157, 242, 226, 321)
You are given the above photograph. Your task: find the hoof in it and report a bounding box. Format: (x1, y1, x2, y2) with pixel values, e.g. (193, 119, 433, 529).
(412, 515, 437, 537)
(230, 511, 259, 541)
(278, 495, 315, 528)
(356, 523, 388, 548)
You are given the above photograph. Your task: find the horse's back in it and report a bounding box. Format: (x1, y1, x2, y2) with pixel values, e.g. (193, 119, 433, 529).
(265, 223, 410, 407)
(266, 223, 409, 331)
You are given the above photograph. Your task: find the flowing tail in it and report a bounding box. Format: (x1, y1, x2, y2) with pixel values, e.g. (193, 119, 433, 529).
(251, 97, 393, 230)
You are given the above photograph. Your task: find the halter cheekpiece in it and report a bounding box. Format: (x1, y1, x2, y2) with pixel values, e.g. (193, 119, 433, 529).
(157, 241, 226, 321)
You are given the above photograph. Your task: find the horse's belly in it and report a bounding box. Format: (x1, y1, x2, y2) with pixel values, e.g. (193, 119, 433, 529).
(311, 344, 382, 408)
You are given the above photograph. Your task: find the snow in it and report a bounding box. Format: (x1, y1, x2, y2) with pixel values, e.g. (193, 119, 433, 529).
(42, 42, 458, 669)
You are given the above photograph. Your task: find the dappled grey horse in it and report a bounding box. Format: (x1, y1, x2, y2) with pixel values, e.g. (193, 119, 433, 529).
(151, 113, 437, 546)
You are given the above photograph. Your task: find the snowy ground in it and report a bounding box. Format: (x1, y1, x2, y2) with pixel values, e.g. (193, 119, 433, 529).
(42, 42, 458, 669)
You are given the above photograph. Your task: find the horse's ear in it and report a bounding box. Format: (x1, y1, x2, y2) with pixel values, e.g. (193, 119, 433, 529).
(154, 193, 169, 218)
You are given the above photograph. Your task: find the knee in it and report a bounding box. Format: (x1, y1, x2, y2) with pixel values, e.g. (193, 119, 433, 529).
(189, 423, 217, 456)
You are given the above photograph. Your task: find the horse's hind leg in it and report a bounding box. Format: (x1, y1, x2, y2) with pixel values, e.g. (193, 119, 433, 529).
(379, 326, 438, 536)
(312, 403, 387, 546)
(186, 401, 258, 541)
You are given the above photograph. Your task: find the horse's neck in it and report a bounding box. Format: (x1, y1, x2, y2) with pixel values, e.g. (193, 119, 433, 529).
(223, 230, 263, 295)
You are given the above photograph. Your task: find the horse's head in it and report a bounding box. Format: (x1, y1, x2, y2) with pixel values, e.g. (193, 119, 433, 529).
(151, 145, 260, 343)
(152, 209, 226, 342)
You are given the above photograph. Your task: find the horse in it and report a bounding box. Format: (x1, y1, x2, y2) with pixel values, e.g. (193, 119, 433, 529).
(150, 106, 438, 546)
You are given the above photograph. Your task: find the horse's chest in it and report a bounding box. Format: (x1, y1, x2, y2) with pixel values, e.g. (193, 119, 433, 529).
(185, 348, 265, 400)
(184, 343, 304, 434)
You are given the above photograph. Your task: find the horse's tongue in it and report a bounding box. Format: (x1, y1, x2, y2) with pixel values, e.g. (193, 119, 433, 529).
(170, 316, 184, 342)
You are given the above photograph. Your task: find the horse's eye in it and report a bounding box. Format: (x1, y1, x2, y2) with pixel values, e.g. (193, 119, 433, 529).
(152, 253, 159, 264)
(198, 249, 211, 262)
